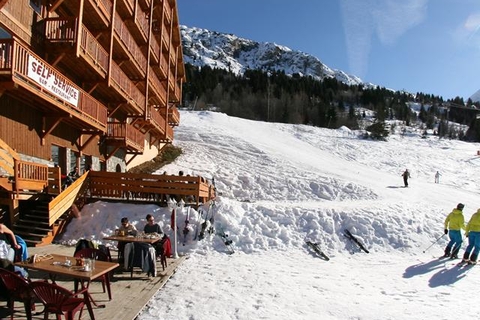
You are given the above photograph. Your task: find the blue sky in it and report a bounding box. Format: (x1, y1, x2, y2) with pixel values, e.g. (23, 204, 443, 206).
(177, 0, 480, 101)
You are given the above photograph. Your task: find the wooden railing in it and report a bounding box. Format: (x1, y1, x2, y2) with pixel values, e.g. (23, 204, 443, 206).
(79, 26, 109, 75)
(148, 105, 166, 133)
(134, 4, 149, 39)
(0, 39, 108, 130)
(47, 166, 62, 194)
(107, 122, 145, 152)
(48, 171, 88, 226)
(113, 11, 147, 74)
(149, 65, 167, 104)
(88, 171, 213, 207)
(43, 17, 77, 42)
(14, 160, 48, 195)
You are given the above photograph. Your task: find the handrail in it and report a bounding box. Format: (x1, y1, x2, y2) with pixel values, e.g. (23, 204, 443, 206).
(48, 171, 88, 226)
(14, 160, 48, 195)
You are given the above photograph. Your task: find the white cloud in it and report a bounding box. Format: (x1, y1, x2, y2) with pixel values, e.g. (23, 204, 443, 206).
(340, 0, 428, 77)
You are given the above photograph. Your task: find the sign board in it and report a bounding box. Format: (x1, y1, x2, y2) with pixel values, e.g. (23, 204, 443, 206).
(27, 54, 79, 107)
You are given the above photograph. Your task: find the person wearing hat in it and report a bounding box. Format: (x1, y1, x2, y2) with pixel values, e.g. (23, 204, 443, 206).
(462, 208, 480, 264)
(443, 203, 466, 259)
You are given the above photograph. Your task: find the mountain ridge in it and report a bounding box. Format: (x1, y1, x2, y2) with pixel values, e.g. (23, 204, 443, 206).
(180, 25, 369, 88)
(181, 25, 479, 102)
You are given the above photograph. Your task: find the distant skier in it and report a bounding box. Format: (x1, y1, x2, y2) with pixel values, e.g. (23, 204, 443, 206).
(443, 203, 466, 259)
(401, 169, 410, 187)
(435, 171, 441, 184)
(462, 208, 480, 264)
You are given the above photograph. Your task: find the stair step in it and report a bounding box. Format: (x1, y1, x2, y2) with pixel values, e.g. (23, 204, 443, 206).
(15, 230, 51, 238)
(16, 219, 50, 227)
(14, 224, 53, 233)
(23, 213, 49, 221)
(28, 209, 49, 214)
(23, 238, 43, 246)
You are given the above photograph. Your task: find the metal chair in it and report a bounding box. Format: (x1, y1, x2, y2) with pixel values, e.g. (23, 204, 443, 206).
(73, 248, 113, 300)
(0, 268, 34, 320)
(30, 281, 92, 320)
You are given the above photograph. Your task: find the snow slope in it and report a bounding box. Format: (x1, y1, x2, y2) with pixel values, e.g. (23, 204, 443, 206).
(59, 111, 480, 319)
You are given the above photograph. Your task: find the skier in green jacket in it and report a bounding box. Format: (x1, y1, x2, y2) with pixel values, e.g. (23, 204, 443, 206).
(443, 203, 466, 259)
(462, 208, 480, 264)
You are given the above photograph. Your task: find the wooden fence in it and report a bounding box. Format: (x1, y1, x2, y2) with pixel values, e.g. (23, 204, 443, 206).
(88, 171, 214, 207)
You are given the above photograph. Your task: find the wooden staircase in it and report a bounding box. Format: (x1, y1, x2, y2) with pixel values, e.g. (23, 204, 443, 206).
(13, 195, 69, 247)
(0, 137, 82, 247)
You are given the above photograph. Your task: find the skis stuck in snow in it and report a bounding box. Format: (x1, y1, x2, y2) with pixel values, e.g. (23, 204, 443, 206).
(306, 241, 330, 261)
(343, 229, 370, 253)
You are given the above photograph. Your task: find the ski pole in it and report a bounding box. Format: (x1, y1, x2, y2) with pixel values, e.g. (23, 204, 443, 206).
(422, 234, 445, 253)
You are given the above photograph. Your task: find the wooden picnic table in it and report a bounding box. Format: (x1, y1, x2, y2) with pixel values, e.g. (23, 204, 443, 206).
(15, 253, 119, 320)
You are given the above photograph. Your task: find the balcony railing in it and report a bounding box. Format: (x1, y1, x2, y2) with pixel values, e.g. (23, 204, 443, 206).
(169, 106, 180, 125)
(0, 39, 107, 131)
(148, 105, 166, 134)
(107, 122, 144, 152)
(113, 11, 147, 75)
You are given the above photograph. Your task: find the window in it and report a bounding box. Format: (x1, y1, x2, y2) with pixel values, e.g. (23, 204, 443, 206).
(30, 0, 41, 15)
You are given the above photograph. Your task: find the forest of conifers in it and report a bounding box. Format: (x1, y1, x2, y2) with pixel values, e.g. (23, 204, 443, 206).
(181, 64, 480, 141)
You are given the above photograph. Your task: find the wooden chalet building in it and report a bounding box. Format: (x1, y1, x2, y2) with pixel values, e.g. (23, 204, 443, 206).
(0, 0, 197, 246)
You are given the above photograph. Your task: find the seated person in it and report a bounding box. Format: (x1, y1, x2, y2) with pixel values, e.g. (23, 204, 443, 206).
(117, 217, 137, 262)
(119, 217, 137, 236)
(144, 214, 163, 258)
(144, 214, 163, 235)
(0, 223, 21, 262)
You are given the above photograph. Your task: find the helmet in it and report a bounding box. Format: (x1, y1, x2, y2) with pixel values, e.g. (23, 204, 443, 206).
(457, 203, 465, 210)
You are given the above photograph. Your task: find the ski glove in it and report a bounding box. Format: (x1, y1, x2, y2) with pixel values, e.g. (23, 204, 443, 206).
(444, 229, 448, 235)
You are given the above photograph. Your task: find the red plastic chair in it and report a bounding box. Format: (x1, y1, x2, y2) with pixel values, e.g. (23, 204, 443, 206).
(30, 281, 92, 320)
(0, 268, 34, 320)
(73, 248, 112, 300)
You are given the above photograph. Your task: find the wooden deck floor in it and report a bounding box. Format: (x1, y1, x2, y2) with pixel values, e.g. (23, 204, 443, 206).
(0, 244, 186, 320)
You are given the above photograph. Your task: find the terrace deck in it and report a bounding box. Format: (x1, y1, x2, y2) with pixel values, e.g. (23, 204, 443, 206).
(0, 244, 187, 320)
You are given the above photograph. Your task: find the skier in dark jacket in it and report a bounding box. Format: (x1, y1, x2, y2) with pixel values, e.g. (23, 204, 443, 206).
(401, 169, 410, 187)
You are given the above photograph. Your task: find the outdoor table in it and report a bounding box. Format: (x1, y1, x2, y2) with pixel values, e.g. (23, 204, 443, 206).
(103, 235, 161, 244)
(15, 253, 119, 319)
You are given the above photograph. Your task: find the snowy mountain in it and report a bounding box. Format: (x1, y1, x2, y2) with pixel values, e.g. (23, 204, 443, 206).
(469, 88, 480, 103)
(181, 25, 367, 87)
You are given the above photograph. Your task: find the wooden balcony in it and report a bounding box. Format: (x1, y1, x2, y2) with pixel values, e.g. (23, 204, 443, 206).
(106, 122, 145, 153)
(169, 106, 180, 126)
(42, 18, 146, 116)
(0, 39, 107, 132)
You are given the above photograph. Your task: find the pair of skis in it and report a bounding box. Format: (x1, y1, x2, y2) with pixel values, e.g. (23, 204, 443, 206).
(216, 227, 235, 254)
(305, 241, 329, 261)
(194, 200, 216, 241)
(343, 229, 370, 253)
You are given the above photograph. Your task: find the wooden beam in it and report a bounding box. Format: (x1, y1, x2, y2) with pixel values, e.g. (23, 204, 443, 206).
(79, 133, 100, 152)
(126, 154, 138, 166)
(49, 0, 65, 13)
(105, 146, 121, 162)
(41, 116, 63, 146)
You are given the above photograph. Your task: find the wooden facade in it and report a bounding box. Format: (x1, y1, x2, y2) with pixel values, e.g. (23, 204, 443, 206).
(0, 0, 184, 174)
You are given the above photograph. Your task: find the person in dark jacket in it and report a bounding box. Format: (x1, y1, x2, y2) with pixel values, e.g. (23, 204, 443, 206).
(144, 214, 163, 235)
(401, 169, 411, 187)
